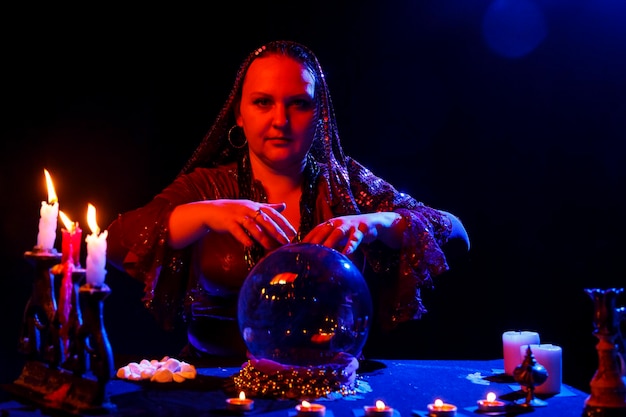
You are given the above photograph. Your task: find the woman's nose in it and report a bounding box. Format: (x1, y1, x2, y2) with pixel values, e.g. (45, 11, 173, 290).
(272, 104, 289, 127)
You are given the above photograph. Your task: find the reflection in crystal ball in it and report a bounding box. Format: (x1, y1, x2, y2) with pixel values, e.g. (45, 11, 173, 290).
(238, 243, 372, 366)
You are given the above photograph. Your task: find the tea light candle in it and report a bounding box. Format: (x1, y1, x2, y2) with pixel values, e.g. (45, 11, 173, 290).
(226, 391, 254, 412)
(296, 400, 326, 417)
(477, 392, 506, 412)
(502, 330, 540, 375)
(520, 343, 562, 395)
(427, 399, 457, 417)
(36, 169, 59, 251)
(85, 203, 107, 287)
(364, 400, 394, 417)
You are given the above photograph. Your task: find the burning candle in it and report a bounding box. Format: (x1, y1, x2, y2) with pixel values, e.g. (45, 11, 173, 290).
(226, 391, 254, 412)
(85, 203, 107, 287)
(364, 400, 394, 417)
(477, 392, 506, 412)
(59, 210, 82, 267)
(519, 343, 562, 395)
(295, 400, 326, 417)
(502, 330, 540, 375)
(426, 399, 457, 417)
(36, 169, 59, 251)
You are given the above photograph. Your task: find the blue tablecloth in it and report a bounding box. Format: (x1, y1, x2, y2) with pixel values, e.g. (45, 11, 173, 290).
(1, 358, 590, 417)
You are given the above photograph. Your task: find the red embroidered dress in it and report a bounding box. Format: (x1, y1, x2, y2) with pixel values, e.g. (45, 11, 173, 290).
(106, 41, 452, 358)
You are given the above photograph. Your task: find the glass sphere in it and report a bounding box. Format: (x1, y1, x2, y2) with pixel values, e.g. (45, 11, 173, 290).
(238, 243, 372, 366)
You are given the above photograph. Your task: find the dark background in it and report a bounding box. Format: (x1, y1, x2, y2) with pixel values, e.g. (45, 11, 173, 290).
(2, 1, 626, 394)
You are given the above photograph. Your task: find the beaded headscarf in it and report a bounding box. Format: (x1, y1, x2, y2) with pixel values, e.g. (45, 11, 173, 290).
(179, 40, 358, 215)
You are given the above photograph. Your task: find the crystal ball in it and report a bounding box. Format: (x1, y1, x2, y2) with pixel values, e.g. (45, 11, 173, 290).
(238, 243, 372, 366)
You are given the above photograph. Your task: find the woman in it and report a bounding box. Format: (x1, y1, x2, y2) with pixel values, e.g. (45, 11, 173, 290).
(106, 40, 470, 362)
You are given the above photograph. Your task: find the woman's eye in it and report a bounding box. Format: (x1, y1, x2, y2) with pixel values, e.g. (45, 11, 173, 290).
(292, 99, 313, 109)
(253, 98, 272, 107)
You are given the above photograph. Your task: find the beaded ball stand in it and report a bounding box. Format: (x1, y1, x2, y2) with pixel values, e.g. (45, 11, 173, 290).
(233, 352, 361, 400)
(4, 247, 116, 414)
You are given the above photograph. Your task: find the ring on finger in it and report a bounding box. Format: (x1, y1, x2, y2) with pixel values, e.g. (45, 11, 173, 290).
(325, 220, 334, 228)
(254, 208, 263, 221)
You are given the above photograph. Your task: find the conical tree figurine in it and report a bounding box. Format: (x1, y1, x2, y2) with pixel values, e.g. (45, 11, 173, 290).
(513, 345, 549, 407)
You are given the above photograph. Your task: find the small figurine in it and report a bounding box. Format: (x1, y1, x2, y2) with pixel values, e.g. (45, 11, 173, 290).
(513, 345, 548, 407)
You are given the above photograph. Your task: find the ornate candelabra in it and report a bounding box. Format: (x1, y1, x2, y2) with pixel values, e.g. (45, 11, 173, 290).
(8, 248, 116, 414)
(583, 287, 626, 417)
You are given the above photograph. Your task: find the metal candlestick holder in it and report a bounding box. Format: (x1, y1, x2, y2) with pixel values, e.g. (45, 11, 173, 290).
(77, 282, 115, 405)
(7, 247, 116, 414)
(582, 287, 626, 417)
(18, 249, 62, 366)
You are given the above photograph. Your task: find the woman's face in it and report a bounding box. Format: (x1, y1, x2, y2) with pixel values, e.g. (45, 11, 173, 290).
(236, 55, 317, 173)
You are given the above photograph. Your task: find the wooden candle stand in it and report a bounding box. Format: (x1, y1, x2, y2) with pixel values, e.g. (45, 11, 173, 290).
(4, 249, 116, 414)
(582, 288, 626, 417)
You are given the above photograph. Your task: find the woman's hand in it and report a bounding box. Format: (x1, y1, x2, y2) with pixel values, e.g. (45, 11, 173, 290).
(301, 212, 405, 255)
(168, 199, 297, 250)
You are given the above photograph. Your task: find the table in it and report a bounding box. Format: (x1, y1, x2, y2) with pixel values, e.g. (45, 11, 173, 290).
(1, 358, 589, 417)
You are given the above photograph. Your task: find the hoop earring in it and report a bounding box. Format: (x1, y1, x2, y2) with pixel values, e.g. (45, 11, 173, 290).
(228, 125, 247, 149)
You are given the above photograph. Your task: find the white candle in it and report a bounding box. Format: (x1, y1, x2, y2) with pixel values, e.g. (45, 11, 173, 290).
(502, 330, 540, 375)
(36, 169, 59, 251)
(85, 203, 107, 287)
(520, 344, 562, 395)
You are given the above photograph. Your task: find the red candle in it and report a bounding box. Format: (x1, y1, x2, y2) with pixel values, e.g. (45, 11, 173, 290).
(364, 400, 394, 417)
(226, 391, 254, 412)
(60, 211, 82, 267)
(477, 392, 506, 412)
(427, 399, 457, 417)
(57, 260, 75, 359)
(296, 401, 326, 417)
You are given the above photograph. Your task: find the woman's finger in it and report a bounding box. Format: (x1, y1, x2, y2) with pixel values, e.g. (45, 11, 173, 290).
(341, 227, 364, 255)
(253, 209, 292, 244)
(257, 204, 297, 241)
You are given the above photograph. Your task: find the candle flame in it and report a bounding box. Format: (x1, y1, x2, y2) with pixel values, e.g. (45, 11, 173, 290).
(239, 391, 246, 400)
(375, 400, 386, 410)
(87, 203, 100, 235)
(59, 210, 75, 232)
(486, 392, 496, 402)
(44, 169, 58, 204)
(301, 401, 311, 408)
(434, 399, 443, 407)
(269, 272, 298, 284)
